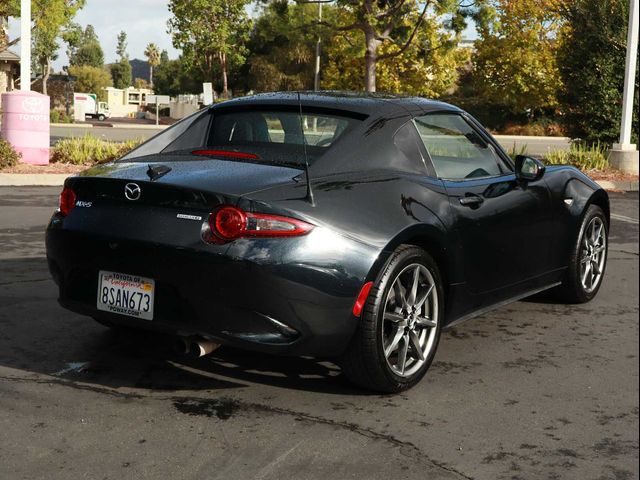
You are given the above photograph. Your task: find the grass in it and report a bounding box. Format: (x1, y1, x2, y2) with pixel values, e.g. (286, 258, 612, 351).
(544, 141, 609, 171)
(50, 135, 144, 165)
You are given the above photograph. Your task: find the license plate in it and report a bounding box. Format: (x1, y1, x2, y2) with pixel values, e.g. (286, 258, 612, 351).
(97, 271, 155, 320)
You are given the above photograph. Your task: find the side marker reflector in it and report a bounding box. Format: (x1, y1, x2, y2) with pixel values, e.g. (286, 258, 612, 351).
(352, 281, 374, 317)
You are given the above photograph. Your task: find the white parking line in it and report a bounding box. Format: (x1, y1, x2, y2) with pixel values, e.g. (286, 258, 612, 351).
(611, 213, 639, 225)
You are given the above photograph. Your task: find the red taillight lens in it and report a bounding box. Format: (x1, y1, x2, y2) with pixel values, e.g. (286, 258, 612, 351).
(214, 206, 247, 240)
(59, 187, 76, 216)
(208, 205, 314, 242)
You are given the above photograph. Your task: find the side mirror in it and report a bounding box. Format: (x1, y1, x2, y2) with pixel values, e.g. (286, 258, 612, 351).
(515, 155, 546, 182)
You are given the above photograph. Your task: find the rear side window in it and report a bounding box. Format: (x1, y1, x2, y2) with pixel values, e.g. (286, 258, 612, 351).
(414, 114, 506, 180)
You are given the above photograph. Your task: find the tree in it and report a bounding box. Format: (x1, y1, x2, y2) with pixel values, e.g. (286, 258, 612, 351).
(558, 0, 639, 144)
(1, 0, 20, 52)
(110, 61, 132, 89)
(323, 8, 470, 97)
(31, 0, 86, 95)
(134, 77, 151, 89)
(246, 1, 324, 91)
(66, 24, 104, 68)
(154, 55, 206, 95)
(320, 0, 487, 92)
(110, 30, 131, 89)
(144, 42, 161, 88)
(68, 64, 112, 99)
(115, 30, 128, 60)
(471, 0, 563, 115)
(168, 0, 250, 97)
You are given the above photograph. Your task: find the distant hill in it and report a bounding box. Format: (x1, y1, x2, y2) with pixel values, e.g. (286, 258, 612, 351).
(130, 59, 150, 83)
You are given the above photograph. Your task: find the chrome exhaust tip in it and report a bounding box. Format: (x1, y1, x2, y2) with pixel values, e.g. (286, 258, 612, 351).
(189, 339, 220, 358)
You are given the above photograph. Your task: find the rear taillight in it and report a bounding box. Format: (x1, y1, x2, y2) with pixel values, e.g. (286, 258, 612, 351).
(208, 205, 314, 242)
(59, 187, 76, 216)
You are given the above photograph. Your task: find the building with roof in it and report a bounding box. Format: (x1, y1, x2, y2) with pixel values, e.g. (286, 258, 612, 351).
(0, 49, 20, 94)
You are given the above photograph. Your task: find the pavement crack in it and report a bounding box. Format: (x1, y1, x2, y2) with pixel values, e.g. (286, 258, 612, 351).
(244, 402, 475, 480)
(0, 372, 474, 480)
(0, 374, 145, 399)
(610, 249, 639, 257)
(0, 278, 50, 286)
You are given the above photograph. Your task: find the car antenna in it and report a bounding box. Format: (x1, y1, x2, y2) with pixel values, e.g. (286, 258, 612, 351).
(297, 91, 315, 206)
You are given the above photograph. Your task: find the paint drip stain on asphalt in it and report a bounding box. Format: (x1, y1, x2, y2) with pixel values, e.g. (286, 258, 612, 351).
(173, 398, 240, 420)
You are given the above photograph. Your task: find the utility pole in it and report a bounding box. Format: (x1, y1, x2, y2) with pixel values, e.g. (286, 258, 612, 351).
(20, 0, 31, 91)
(297, 0, 333, 91)
(313, 2, 322, 91)
(610, 0, 639, 174)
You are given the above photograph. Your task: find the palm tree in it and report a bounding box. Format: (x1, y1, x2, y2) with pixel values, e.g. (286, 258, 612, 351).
(144, 43, 161, 88)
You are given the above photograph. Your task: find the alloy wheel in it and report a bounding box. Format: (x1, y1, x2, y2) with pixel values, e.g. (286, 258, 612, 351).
(381, 263, 439, 377)
(579, 216, 607, 294)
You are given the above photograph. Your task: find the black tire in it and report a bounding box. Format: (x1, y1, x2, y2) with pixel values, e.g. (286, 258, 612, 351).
(341, 245, 444, 393)
(556, 204, 609, 303)
(97, 114, 105, 121)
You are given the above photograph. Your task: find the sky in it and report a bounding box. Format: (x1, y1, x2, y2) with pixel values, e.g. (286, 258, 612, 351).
(8, 0, 183, 70)
(8, 0, 475, 72)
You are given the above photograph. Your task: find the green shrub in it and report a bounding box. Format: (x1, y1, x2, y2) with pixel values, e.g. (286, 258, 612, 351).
(544, 142, 609, 171)
(50, 135, 144, 165)
(0, 139, 21, 169)
(507, 143, 529, 161)
(51, 110, 74, 124)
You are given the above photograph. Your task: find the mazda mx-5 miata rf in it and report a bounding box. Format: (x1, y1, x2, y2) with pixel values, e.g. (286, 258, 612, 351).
(46, 92, 610, 392)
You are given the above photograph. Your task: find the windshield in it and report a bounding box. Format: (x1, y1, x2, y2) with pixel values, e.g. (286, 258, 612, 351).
(120, 107, 361, 166)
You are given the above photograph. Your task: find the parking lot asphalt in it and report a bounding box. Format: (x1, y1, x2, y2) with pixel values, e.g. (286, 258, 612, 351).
(0, 188, 637, 480)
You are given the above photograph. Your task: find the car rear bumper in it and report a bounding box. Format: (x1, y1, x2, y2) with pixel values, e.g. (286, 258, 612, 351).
(46, 221, 378, 357)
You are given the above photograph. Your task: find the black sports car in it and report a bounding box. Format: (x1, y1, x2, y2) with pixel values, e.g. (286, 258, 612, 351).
(46, 92, 609, 392)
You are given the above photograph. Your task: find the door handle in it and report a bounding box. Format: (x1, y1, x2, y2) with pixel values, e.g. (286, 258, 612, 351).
(459, 195, 484, 207)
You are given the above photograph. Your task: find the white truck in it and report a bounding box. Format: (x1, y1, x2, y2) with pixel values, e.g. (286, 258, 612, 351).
(73, 93, 111, 121)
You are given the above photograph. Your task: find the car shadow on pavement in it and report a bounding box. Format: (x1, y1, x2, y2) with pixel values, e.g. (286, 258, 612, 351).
(0, 257, 370, 396)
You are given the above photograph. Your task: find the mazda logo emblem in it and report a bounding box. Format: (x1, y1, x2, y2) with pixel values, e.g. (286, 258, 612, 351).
(124, 183, 141, 201)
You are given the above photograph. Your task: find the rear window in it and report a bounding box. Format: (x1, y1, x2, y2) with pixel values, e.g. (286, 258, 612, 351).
(120, 108, 361, 166)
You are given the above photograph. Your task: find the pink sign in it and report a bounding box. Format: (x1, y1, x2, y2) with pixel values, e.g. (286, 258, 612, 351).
(1, 91, 50, 165)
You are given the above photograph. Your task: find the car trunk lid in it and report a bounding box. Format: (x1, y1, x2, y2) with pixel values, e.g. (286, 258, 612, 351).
(60, 157, 303, 248)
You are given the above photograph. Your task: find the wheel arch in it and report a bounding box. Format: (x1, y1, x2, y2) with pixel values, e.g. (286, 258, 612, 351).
(587, 189, 610, 224)
(368, 223, 460, 300)
(563, 177, 610, 226)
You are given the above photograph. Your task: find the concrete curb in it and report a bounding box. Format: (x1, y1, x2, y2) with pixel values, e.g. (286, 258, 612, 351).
(0, 173, 71, 186)
(50, 123, 167, 130)
(596, 179, 639, 192)
(109, 124, 168, 130)
(1, 173, 638, 191)
(50, 123, 93, 128)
